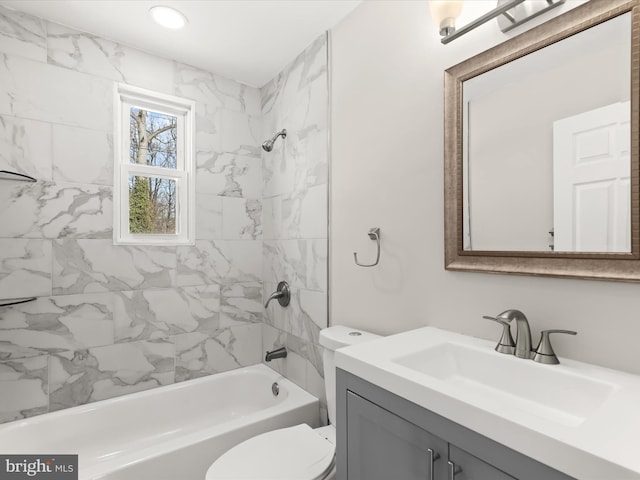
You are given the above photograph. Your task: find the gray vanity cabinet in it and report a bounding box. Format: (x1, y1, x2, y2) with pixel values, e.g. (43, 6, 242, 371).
(337, 369, 574, 480)
(346, 391, 448, 480)
(448, 445, 516, 480)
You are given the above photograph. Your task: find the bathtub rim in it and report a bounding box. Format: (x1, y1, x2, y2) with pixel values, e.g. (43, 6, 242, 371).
(0, 363, 318, 432)
(0, 363, 321, 479)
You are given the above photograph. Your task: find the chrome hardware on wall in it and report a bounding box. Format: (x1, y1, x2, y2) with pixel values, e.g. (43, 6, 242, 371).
(433, 0, 565, 44)
(264, 281, 290, 308)
(0, 170, 37, 183)
(265, 347, 288, 362)
(0, 297, 37, 308)
(353, 227, 381, 267)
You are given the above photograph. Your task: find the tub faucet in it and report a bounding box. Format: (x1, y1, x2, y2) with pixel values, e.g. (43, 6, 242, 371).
(497, 309, 533, 359)
(265, 347, 287, 362)
(264, 281, 290, 308)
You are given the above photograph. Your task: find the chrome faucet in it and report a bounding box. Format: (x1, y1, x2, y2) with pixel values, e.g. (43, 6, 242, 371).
(485, 309, 533, 359)
(484, 309, 577, 364)
(498, 309, 533, 359)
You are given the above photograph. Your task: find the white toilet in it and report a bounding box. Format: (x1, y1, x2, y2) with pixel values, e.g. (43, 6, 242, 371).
(205, 326, 380, 480)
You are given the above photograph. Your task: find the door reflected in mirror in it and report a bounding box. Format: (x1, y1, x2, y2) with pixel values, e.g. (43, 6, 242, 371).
(462, 12, 631, 253)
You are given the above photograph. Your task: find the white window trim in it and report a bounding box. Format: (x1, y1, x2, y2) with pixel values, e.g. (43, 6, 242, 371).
(114, 84, 195, 245)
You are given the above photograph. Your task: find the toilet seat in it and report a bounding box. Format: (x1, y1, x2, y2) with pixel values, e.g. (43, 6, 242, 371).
(206, 424, 335, 480)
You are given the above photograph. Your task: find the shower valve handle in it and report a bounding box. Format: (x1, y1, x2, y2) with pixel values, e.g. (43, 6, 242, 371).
(264, 281, 290, 308)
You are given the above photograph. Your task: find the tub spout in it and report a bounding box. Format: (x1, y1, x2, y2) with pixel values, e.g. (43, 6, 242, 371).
(265, 347, 288, 362)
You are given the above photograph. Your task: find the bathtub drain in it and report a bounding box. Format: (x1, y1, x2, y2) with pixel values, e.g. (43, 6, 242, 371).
(272, 382, 280, 397)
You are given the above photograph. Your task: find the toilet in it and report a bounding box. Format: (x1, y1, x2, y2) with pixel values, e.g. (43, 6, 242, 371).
(205, 326, 380, 480)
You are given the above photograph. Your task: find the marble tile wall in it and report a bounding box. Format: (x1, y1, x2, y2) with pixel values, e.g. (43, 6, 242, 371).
(0, 6, 264, 423)
(260, 34, 329, 423)
(0, 5, 329, 426)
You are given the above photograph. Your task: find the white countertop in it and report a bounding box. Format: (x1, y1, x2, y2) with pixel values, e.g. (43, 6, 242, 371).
(335, 326, 640, 480)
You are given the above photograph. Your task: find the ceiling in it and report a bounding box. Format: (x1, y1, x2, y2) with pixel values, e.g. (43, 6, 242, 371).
(0, 0, 361, 87)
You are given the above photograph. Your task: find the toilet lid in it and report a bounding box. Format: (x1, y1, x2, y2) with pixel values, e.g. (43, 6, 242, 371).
(206, 424, 335, 480)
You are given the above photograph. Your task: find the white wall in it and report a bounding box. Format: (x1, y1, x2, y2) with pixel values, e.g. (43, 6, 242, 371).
(330, 0, 640, 375)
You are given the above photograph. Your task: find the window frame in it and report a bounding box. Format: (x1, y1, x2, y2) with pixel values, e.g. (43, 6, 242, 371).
(114, 84, 195, 245)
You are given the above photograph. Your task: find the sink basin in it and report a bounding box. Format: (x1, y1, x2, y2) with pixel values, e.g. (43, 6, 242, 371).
(335, 326, 640, 479)
(393, 342, 616, 427)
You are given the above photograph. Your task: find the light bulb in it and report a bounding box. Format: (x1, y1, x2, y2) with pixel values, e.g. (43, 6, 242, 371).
(149, 6, 188, 30)
(428, 0, 464, 36)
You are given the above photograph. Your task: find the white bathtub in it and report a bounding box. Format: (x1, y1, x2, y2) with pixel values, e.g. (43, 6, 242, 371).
(0, 364, 320, 480)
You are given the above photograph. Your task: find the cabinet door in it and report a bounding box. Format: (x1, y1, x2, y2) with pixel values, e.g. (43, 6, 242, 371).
(448, 445, 517, 480)
(346, 391, 448, 480)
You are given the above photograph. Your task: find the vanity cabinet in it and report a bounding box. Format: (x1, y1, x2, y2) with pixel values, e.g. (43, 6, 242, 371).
(337, 369, 574, 480)
(448, 445, 516, 480)
(346, 391, 447, 480)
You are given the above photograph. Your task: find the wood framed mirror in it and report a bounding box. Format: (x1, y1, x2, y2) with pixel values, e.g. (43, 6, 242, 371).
(444, 0, 640, 282)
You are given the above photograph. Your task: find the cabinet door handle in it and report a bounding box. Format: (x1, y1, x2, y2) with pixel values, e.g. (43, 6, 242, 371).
(427, 448, 440, 480)
(448, 460, 462, 479)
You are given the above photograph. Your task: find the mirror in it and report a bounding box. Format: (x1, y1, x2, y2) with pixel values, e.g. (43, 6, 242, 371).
(444, 0, 640, 281)
(463, 13, 630, 253)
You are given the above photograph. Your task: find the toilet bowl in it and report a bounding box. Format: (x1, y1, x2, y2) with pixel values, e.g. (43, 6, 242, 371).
(205, 326, 380, 480)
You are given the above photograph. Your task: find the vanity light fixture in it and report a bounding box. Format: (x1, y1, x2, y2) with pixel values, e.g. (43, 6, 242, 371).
(429, 0, 565, 44)
(428, 0, 463, 37)
(149, 5, 188, 29)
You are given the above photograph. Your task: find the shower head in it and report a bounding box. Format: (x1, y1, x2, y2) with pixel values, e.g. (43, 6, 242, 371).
(262, 129, 287, 152)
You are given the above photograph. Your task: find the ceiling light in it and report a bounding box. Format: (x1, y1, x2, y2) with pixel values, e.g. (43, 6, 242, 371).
(149, 6, 188, 29)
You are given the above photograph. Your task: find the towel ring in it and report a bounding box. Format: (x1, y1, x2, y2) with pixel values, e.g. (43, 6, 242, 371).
(353, 227, 381, 267)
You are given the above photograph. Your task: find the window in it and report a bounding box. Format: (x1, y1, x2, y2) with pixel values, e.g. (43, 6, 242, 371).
(114, 84, 195, 245)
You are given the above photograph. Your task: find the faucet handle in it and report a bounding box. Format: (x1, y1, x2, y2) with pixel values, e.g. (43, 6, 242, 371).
(482, 315, 515, 355)
(533, 329, 577, 365)
(264, 281, 290, 308)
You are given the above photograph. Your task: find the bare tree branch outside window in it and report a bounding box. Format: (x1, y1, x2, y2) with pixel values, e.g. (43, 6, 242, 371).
(128, 108, 177, 234)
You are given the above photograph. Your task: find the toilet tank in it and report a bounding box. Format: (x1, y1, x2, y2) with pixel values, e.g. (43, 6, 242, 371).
(319, 326, 380, 426)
